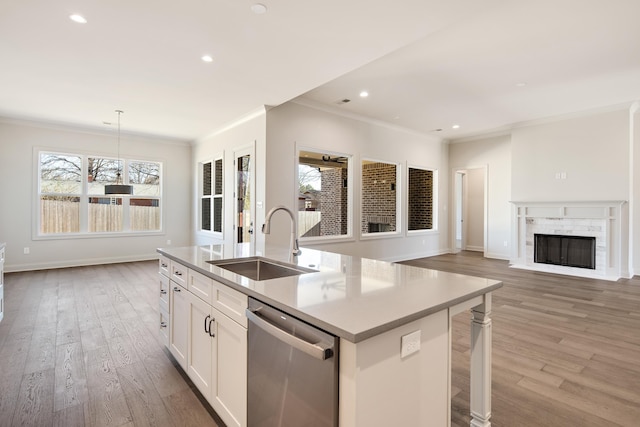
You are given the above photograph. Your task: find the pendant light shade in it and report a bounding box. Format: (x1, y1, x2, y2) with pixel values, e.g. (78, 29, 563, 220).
(105, 110, 133, 195)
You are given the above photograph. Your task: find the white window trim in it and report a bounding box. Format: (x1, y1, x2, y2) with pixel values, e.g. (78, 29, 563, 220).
(34, 147, 163, 239)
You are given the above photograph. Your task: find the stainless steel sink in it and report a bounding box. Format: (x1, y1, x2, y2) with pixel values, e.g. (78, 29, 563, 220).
(206, 257, 317, 281)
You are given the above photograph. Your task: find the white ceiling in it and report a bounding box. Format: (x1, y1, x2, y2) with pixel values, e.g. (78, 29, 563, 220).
(2, 0, 640, 142)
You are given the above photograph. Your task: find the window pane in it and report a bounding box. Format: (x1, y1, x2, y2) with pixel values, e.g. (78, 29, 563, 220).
(88, 157, 121, 195)
(40, 196, 80, 233)
(214, 159, 223, 195)
(89, 197, 123, 232)
(203, 162, 212, 196)
(213, 197, 222, 232)
(40, 153, 82, 194)
(408, 168, 434, 231)
(129, 161, 161, 196)
(298, 150, 350, 237)
(362, 160, 397, 233)
(130, 198, 160, 231)
(202, 198, 211, 231)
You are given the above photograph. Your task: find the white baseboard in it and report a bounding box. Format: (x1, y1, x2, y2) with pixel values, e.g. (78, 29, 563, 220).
(5, 253, 158, 273)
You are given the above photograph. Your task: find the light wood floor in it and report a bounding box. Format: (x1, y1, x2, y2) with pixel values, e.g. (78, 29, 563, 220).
(1, 254, 639, 426)
(402, 251, 640, 427)
(0, 261, 221, 427)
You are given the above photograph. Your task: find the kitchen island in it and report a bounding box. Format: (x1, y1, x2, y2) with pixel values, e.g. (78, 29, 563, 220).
(158, 245, 501, 427)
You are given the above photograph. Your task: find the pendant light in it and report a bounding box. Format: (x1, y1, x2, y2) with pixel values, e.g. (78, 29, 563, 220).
(105, 109, 133, 195)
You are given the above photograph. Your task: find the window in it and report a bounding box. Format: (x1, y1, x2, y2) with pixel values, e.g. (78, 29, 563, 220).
(298, 149, 352, 239)
(200, 158, 223, 234)
(38, 150, 162, 236)
(361, 159, 400, 235)
(407, 166, 436, 232)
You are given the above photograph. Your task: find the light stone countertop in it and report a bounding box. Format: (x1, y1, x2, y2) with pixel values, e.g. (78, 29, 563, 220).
(157, 245, 502, 343)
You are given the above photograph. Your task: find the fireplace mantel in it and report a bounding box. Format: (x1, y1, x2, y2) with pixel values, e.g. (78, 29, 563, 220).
(510, 201, 628, 281)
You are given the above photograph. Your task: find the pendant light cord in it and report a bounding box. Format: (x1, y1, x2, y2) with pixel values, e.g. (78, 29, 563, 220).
(116, 109, 123, 184)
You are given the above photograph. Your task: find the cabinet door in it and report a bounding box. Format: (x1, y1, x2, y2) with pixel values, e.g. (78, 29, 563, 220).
(187, 291, 214, 401)
(169, 282, 188, 369)
(211, 310, 247, 427)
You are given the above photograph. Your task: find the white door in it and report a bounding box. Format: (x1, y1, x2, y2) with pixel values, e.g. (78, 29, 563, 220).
(234, 145, 255, 255)
(454, 170, 466, 252)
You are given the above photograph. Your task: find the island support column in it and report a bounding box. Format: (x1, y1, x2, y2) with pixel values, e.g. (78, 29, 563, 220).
(470, 294, 492, 427)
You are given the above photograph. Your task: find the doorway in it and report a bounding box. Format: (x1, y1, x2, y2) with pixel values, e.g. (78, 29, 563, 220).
(453, 167, 487, 254)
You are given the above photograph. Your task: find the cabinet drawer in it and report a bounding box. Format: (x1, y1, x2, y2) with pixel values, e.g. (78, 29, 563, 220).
(188, 269, 214, 303)
(158, 255, 170, 277)
(159, 274, 170, 313)
(211, 281, 248, 328)
(159, 308, 169, 348)
(170, 261, 188, 287)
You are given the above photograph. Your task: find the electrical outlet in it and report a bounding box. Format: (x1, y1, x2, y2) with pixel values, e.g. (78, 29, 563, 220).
(166, 239, 171, 245)
(401, 330, 421, 358)
(23, 247, 30, 255)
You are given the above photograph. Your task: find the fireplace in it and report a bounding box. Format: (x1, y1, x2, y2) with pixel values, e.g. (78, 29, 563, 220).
(510, 201, 627, 280)
(534, 234, 596, 270)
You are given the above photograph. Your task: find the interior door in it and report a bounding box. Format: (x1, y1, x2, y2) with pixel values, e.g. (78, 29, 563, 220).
(234, 145, 255, 254)
(454, 170, 466, 252)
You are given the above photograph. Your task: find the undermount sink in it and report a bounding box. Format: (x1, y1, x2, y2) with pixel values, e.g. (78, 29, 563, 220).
(206, 257, 317, 281)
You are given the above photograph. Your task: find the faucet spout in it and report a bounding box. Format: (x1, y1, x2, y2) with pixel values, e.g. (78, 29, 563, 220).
(263, 205, 301, 262)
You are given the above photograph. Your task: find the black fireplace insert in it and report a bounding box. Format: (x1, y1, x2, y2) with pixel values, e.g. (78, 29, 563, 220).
(534, 234, 596, 270)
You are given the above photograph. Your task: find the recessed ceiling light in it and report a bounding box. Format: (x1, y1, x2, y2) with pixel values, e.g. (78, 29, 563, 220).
(452, 124, 460, 129)
(69, 14, 87, 24)
(515, 82, 527, 87)
(201, 55, 213, 63)
(251, 3, 268, 14)
(359, 91, 369, 98)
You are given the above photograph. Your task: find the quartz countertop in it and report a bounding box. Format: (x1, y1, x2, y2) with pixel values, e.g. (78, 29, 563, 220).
(157, 245, 502, 343)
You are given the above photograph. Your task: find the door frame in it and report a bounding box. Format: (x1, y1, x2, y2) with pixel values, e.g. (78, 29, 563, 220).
(233, 144, 256, 254)
(451, 165, 488, 255)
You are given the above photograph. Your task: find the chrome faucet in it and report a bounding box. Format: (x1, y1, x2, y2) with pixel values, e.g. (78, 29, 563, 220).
(262, 205, 301, 261)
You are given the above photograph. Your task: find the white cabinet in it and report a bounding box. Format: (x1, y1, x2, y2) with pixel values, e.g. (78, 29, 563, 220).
(169, 281, 189, 370)
(0, 244, 4, 323)
(163, 259, 248, 427)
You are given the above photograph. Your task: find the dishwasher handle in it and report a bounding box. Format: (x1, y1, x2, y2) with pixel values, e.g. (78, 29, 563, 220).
(246, 308, 334, 361)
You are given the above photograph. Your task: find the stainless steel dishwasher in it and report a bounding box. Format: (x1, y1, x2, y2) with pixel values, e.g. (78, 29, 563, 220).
(246, 298, 339, 427)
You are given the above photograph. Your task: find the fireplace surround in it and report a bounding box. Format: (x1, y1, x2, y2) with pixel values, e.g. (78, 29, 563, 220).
(511, 201, 627, 280)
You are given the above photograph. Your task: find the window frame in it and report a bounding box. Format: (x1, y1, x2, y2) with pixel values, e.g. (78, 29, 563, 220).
(360, 157, 402, 239)
(296, 145, 354, 244)
(34, 147, 163, 239)
(405, 163, 438, 236)
(198, 155, 224, 239)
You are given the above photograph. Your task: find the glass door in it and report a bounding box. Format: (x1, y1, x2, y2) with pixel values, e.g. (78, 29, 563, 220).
(234, 146, 255, 255)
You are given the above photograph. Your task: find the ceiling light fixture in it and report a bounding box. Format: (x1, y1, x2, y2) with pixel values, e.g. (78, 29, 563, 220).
(251, 3, 268, 14)
(105, 110, 133, 195)
(515, 82, 527, 87)
(452, 124, 460, 129)
(69, 14, 87, 24)
(359, 91, 369, 98)
(201, 55, 213, 63)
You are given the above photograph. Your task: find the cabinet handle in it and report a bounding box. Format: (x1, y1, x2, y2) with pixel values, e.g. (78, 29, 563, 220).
(204, 315, 211, 334)
(209, 317, 215, 337)
(160, 289, 167, 295)
(173, 270, 183, 277)
(161, 262, 168, 268)
(173, 286, 181, 292)
(160, 321, 167, 328)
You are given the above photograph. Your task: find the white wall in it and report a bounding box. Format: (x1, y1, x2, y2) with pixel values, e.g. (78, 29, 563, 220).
(264, 101, 449, 261)
(0, 119, 192, 272)
(449, 134, 511, 259)
(511, 109, 629, 201)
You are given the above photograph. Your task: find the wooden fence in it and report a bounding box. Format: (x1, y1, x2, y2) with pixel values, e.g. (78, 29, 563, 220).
(40, 200, 160, 233)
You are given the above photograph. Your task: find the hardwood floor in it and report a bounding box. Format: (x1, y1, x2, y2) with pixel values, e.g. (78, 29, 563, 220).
(402, 251, 640, 427)
(1, 254, 639, 426)
(0, 261, 221, 427)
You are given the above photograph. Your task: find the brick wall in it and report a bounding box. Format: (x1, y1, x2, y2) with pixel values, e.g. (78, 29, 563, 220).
(408, 168, 433, 230)
(361, 162, 396, 233)
(320, 167, 348, 235)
